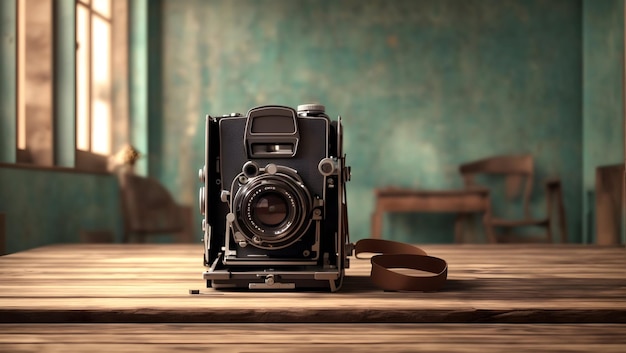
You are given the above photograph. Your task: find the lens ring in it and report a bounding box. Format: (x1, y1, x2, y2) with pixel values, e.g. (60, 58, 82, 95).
(232, 173, 312, 250)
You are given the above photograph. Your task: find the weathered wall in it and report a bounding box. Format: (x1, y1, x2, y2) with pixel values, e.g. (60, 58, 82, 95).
(5, 0, 622, 251)
(0, 167, 122, 254)
(582, 0, 624, 243)
(156, 0, 583, 243)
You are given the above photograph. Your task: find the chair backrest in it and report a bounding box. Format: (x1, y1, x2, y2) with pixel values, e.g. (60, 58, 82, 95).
(459, 154, 534, 219)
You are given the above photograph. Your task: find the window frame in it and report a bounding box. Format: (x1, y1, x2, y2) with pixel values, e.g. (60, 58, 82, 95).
(5, 0, 128, 173)
(75, 0, 114, 159)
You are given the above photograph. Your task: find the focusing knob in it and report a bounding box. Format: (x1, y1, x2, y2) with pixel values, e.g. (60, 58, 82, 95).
(318, 157, 338, 176)
(198, 187, 206, 215)
(297, 104, 325, 115)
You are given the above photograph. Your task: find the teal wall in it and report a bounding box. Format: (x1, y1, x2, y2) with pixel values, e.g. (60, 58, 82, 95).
(582, 0, 624, 243)
(0, 167, 123, 254)
(0, 0, 17, 163)
(155, 0, 584, 243)
(2, 0, 624, 252)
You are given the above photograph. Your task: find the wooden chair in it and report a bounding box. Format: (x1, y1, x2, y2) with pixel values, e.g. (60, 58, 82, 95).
(459, 154, 567, 243)
(117, 170, 193, 243)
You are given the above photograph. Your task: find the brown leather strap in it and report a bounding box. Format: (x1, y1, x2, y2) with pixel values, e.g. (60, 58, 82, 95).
(354, 238, 448, 292)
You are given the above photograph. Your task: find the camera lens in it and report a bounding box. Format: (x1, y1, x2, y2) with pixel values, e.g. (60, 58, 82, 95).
(232, 170, 312, 250)
(253, 192, 288, 227)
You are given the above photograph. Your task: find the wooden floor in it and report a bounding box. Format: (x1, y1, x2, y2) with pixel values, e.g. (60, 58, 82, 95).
(1, 243, 625, 352)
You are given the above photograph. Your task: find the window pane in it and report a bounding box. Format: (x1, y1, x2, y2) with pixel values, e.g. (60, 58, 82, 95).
(92, 100, 110, 155)
(76, 5, 90, 151)
(23, 0, 53, 165)
(92, 0, 110, 18)
(91, 15, 111, 155)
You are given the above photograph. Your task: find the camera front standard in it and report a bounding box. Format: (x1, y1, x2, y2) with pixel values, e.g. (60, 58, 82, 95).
(198, 104, 351, 291)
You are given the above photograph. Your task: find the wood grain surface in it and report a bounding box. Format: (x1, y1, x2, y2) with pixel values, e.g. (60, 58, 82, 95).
(1, 244, 625, 323)
(0, 323, 625, 353)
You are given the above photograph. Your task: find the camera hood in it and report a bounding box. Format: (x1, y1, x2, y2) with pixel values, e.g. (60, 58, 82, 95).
(244, 106, 300, 158)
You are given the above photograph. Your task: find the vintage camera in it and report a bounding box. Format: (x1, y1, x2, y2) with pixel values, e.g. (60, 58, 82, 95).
(198, 104, 351, 291)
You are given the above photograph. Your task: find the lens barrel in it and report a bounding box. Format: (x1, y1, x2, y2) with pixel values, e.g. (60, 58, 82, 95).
(232, 172, 312, 250)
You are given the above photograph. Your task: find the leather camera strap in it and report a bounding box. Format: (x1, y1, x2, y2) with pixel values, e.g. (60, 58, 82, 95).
(354, 238, 448, 291)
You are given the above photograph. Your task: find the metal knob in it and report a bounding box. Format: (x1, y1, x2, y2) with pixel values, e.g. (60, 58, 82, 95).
(198, 166, 206, 183)
(198, 187, 205, 215)
(297, 104, 325, 116)
(318, 158, 338, 176)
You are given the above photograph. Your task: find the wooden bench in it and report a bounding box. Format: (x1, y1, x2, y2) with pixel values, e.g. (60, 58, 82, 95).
(371, 187, 490, 242)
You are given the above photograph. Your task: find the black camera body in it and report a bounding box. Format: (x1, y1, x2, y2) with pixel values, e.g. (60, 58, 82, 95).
(199, 104, 351, 291)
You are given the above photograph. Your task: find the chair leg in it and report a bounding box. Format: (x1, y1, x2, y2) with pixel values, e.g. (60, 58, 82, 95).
(547, 182, 568, 243)
(483, 219, 497, 244)
(546, 222, 553, 243)
(371, 210, 384, 239)
(557, 188, 568, 243)
(454, 214, 465, 243)
(455, 214, 475, 243)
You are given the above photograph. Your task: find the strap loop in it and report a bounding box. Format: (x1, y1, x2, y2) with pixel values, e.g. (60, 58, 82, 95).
(354, 239, 448, 292)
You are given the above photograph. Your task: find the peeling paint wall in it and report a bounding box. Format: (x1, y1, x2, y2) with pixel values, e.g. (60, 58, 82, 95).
(0, 168, 122, 254)
(157, 0, 584, 243)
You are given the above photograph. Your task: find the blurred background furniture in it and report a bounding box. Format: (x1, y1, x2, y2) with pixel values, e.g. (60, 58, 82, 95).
(117, 170, 193, 243)
(595, 164, 624, 245)
(371, 187, 490, 243)
(0, 213, 5, 255)
(79, 230, 115, 243)
(459, 154, 567, 243)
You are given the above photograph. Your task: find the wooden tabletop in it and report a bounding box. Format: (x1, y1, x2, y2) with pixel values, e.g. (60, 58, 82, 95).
(1, 243, 625, 352)
(1, 243, 625, 323)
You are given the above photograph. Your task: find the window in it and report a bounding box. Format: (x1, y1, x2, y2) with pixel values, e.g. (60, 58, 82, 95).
(76, 0, 112, 156)
(10, 0, 128, 171)
(16, 0, 54, 166)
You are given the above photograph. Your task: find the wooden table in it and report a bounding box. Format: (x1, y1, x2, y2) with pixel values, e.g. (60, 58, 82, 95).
(371, 187, 490, 242)
(1, 243, 625, 352)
